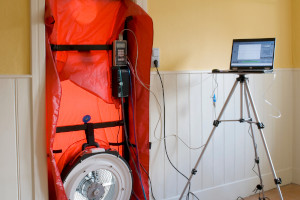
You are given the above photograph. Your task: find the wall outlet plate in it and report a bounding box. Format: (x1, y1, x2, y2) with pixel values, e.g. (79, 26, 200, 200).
(151, 48, 160, 68)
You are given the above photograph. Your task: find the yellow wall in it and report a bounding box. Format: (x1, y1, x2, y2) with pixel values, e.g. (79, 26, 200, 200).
(292, 0, 300, 67)
(149, 0, 293, 71)
(0, 0, 30, 74)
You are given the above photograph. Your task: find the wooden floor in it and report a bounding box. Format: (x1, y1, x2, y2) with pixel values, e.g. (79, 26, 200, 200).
(245, 184, 300, 200)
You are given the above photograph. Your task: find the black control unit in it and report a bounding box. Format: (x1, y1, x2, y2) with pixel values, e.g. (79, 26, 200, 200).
(112, 66, 130, 98)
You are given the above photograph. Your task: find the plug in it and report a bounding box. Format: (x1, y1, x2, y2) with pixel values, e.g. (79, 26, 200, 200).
(154, 60, 159, 68)
(151, 48, 160, 68)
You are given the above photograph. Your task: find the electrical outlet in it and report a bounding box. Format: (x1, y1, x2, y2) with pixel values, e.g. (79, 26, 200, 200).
(151, 48, 160, 68)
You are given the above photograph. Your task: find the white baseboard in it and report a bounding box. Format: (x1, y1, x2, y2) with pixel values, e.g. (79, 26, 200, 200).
(164, 168, 292, 200)
(292, 168, 300, 184)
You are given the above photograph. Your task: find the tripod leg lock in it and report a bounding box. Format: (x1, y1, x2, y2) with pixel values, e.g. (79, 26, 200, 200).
(255, 157, 260, 164)
(256, 122, 265, 129)
(256, 184, 263, 190)
(213, 120, 220, 127)
(236, 75, 248, 82)
(274, 178, 282, 185)
(191, 169, 198, 175)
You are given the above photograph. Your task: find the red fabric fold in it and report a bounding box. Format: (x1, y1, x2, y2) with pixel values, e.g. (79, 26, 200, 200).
(45, 0, 153, 199)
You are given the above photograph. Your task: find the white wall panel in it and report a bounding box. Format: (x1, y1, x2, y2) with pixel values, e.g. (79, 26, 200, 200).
(223, 74, 237, 183)
(189, 74, 203, 191)
(150, 70, 294, 200)
(0, 79, 18, 200)
(16, 78, 33, 200)
(293, 70, 300, 184)
(212, 74, 225, 186)
(149, 74, 165, 199)
(177, 74, 191, 194)
(0, 69, 298, 200)
(163, 74, 178, 197)
(0, 78, 33, 200)
(200, 73, 215, 189)
(136, 0, 147, 11)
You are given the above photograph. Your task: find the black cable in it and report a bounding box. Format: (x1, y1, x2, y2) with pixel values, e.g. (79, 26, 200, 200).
(117, 108, 121, 153)
(154, 62, 199, 199)
(188, 190, 200, 200)
(140, 163, 157, 200)
(121, 97, 147, 200)
(123, 118, 156, 200)
(242, 93, 271, 200)
(126, 69, 156, 200)
(117, 67, 147, 199)
(155, 66, 189, 178)
(128, 136, 157, 200)
(132, 191, 140, 200)
(186, 184, 191, 200)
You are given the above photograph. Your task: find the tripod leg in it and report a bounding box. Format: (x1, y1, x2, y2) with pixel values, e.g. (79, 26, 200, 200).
(179, 79, 240, 200)
(240, 81, 244, 119)
(244, 81, 284, 200)
(244, 87, 266, 199)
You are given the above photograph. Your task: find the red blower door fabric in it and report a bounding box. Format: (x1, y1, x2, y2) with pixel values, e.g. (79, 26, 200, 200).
(45, 0, 153, 199)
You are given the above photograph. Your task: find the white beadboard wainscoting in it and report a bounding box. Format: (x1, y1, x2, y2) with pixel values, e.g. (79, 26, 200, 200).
(293, 69, 300, 185)
(149, 69, 295, 200)
(0, 69, 298, 200)
(0, 76, 33, 200)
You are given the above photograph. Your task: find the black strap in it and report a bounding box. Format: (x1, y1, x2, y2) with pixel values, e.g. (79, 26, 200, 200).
(109, 142, 137, 148)
(51, 44, 113, 51)
(82, 123, 99, 150)
(53, 149, 62, 154)
(109, 142, 126, 146)
(56, 120, 124, 133)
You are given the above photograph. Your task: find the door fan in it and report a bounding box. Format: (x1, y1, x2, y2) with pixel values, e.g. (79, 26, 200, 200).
(62, 148, 132, 200)
(57, 115, 133, 200)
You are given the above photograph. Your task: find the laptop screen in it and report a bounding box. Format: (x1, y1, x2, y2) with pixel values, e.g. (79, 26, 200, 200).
(230, 38, 275, 70)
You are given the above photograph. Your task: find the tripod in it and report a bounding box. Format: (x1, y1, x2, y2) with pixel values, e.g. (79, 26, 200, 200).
(179, 74, 283, 200)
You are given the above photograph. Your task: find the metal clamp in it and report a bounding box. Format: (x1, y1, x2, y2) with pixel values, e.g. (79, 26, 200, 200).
(191, 169, 197, 175)
(274, 178, 282, 185)
(213, 120, 220, 127)
(256, 122, 265, 129)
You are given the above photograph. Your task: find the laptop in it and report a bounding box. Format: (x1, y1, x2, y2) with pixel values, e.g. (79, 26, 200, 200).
(212, 38, 276, 74)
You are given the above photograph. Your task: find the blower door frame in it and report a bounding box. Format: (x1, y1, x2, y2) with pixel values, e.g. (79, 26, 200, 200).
(62, 149, 132, 200)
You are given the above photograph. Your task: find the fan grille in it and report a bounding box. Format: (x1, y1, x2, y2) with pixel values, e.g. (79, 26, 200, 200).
(74, 169, 118, 200)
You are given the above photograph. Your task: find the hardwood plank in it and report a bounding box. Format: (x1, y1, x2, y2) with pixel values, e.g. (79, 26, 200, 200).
(244, 184, 300, 200)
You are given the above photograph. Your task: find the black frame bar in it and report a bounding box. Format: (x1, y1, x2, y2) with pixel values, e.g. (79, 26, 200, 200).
(51, 44, 113, 51)
(56, 120, 124, 133)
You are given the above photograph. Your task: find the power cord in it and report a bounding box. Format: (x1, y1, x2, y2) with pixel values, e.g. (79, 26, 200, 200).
(121, 96, 147, 200)
(154, 60, 199, 200)
(118, 69, 147, 200)
(120, 28, 202, 199)
(121, 29, 201, 199)
(211, 74, 218, 119)
(129, 69, 157, 200)
(140, 163, 157, 200)
(244, 94, 272, 200)
(128, 58, 205, 151)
